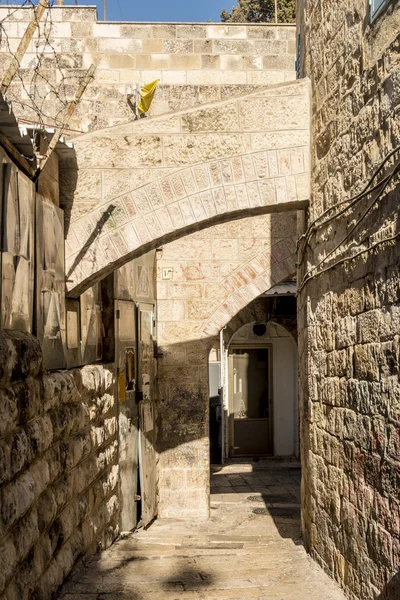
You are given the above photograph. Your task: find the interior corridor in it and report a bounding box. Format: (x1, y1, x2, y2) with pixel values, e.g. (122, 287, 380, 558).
(58, 461, 346, 600)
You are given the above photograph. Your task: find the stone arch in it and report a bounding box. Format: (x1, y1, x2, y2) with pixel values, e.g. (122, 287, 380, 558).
(64, 80, 309, 295)
(200, 235, 297, 339)
(155, 221, 298, 518)
(222, 294, 297, 345)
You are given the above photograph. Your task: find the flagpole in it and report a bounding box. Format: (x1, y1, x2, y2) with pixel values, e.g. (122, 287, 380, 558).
(104, 0, 107, 21)
(275, 0, 278, 23)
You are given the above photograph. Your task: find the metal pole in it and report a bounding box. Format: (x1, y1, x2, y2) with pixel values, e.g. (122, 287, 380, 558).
(220, 327, 226, 465)
(275, 0, 278, 23)
(104, 0, 106, 21)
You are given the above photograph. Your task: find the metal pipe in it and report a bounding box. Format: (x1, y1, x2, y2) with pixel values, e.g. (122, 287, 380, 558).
(275, 0, 278, 23)
(220, 327, 226, 464)
(104, 0, 106, 21)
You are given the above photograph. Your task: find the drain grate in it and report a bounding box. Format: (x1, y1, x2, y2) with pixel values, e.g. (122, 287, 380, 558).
(253, 507, 300, 518)
(247, 494, 294, 504)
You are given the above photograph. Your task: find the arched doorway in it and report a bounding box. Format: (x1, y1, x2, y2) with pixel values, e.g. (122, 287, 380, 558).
(209, 294, 298, 463)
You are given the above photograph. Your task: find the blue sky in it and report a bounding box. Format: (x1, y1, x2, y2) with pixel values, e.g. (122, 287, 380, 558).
(59, 0, 234, 22)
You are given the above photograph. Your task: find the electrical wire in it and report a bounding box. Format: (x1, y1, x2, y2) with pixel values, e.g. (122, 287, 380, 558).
(298, 229, 400, 294)
(115, 0, 124, 21)
(297, 144, 400, 257)
(297, 161, 400, 292)
(18, 116, 84, 133)
(0, 1, 90, 132)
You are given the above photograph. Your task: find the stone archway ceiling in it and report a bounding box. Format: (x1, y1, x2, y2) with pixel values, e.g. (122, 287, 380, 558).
(200, 235, 297, 338)
(65, 80, 310, 296)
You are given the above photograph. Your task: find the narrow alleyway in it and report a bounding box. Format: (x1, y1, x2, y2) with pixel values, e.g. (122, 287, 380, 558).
(58, 461, 346, 600)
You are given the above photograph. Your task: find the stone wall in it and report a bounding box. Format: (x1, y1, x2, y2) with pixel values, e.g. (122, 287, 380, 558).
(0, 330, 118, 600)
(298, 0, 400, 598)
(0, 6, 296, 132)
(156, 213, 297, 518)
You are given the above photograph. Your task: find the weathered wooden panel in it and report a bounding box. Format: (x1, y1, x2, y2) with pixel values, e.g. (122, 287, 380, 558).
(35, 194, 66, 370)
(81, 283, 103, 364)
(138, 302, 157, 527)
(116, 299, 140, 532)
(115, 260, 135, 301)
(1, 165, 35, 332)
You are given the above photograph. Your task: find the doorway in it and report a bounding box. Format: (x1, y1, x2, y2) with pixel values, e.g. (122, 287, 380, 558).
(229, 346, 273, 456)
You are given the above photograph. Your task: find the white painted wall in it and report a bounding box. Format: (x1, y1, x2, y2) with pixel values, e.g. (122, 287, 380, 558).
(228, 321, 298, 457)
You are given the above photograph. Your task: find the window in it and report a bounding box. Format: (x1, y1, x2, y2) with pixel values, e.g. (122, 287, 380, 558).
(370, 0, 391, 21)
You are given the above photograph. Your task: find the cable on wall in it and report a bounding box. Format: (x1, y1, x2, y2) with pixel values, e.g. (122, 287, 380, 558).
(297, 153, 400, 293)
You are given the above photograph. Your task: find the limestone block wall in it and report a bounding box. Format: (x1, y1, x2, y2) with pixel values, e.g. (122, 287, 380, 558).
(298, 0, 400, 598)
(0, 331, 118, 600)
(0, 6, 296, 132)
(156, 212, 298, 518)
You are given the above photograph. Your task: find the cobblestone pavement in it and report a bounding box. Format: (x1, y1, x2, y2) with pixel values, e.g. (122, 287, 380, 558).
(58, 460, 346, 600)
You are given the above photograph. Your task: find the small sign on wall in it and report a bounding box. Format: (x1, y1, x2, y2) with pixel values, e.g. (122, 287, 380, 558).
(162, 267, 173, 280)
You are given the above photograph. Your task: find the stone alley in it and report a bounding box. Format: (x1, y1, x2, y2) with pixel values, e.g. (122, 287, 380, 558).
(0, 1, 399, 599)
(58, 461, 346, 600)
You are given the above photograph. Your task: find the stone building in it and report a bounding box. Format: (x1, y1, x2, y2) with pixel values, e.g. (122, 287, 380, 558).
(297, 0, 400, 598)
(0, 1, 398, 599)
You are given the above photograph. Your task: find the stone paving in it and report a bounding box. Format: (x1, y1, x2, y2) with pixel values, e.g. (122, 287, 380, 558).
(58, 460, 346, 600)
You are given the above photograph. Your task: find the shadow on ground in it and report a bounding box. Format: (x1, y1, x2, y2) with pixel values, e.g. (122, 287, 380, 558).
(210, 459, 302, 543)
(377, 570, 400, 600)
(59, 559, 216, 599)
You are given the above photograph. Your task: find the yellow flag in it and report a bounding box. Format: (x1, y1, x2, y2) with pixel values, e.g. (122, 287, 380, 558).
(137, 79, 160, 114)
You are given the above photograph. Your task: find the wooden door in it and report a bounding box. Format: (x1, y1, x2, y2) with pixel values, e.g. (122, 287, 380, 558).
(116, 300, 140, 532)
(229, 346, 273, 456)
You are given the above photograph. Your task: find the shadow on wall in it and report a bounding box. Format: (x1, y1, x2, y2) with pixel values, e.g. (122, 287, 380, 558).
(59, 157, 78, 236)
(155, 210, 298, 458)
(378, 571, 400, 600)
(211, 461, 302, 544)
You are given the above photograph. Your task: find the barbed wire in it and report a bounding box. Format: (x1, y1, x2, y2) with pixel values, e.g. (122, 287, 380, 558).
(0, 0, 85, 132)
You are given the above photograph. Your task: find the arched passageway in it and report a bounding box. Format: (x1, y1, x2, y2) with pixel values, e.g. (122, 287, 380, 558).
(63, 80, 309, 295)
(152, 210, 298, 519)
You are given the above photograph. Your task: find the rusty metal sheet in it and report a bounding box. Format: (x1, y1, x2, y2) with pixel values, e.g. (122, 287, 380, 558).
(1, 165, 35, 332)
(80, 283, 103, 364)
(35, 194, 66, 370)
(116, 300, 139, 532)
